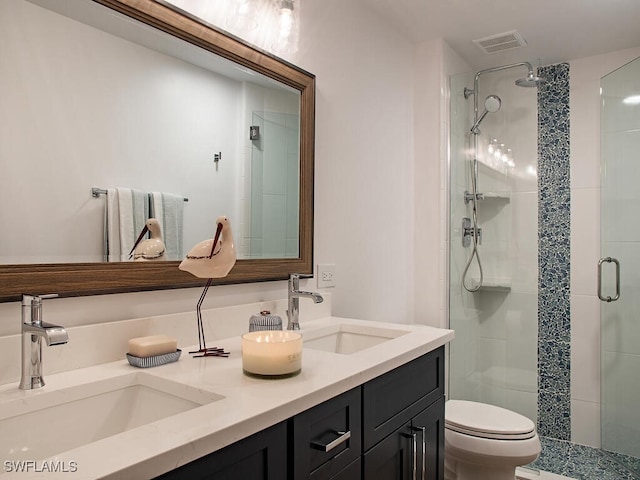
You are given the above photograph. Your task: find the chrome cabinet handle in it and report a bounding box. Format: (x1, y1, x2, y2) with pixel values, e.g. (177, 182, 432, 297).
(401, 431, 418, 480)
(310, 430, 351, 452)
(598, 257, 620, 302)
(411, 426, 427, 480)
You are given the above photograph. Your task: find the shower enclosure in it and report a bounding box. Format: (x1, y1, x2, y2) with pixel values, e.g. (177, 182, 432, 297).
(600, 55, 640, 476)
(248, 110, 300, 259)
(448, 63, 539, 422)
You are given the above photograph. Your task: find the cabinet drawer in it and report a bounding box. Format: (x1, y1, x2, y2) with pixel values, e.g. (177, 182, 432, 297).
(362, 347, 444, 451)
(292, 387, 362, 480)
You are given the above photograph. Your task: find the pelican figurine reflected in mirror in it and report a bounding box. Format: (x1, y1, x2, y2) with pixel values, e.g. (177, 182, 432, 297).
(179, 215, 236, 357)
(129, 218, 166, 261)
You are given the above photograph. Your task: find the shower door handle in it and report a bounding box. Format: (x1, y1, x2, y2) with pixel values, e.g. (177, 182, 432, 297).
(598, 257, 620, 302)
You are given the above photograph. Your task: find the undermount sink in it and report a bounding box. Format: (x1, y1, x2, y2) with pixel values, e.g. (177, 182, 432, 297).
(304, 323, 409, 354)
(0, 372, 223, 463)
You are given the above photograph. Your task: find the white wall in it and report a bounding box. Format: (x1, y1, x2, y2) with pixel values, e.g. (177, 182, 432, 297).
(413, 39, 470, 330)
(284, 0, 418, 324)
(569, 45, 640, 448)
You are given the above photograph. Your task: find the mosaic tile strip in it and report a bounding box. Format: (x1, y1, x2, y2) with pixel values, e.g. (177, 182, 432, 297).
(537, 63, 571, 440)
(529, 437, 640, 480)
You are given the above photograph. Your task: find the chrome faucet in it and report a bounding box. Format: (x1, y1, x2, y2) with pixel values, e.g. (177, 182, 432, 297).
(287, 274, 324, 330)
(20, 294, 68, 390)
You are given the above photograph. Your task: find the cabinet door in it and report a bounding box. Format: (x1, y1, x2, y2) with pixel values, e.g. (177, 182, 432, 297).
(330, 458, 361, 480)
(154, 422, 287, 480)
(363, 421, 413, 480)
(363, 397, 445, 480)
(363, 347, 444, 451)
(412, 397, 445, 480)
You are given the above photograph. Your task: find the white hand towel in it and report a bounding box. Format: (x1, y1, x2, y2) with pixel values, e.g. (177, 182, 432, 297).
(105, 188, 120, 262)
(150, 192, 184, 261)
(105, 188, 148, 261)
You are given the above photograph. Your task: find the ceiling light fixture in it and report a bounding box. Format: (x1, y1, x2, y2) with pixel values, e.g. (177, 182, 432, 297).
(227, 0, 258, 31)
(272, 0, 298, 53)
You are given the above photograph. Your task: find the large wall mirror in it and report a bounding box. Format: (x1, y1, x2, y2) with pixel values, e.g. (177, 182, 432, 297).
(0, 0, 315, 301)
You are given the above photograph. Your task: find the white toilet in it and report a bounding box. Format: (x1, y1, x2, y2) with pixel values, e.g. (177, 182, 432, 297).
(444, 400, 541, 480)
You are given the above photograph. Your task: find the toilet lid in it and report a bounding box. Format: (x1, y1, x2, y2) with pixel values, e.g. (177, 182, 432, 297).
(445, 400, 536, 440)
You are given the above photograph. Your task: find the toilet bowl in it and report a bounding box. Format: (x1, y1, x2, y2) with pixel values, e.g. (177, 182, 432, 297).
(444, 400, 541, 480)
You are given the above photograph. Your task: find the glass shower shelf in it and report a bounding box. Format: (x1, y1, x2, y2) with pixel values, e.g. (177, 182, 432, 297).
(473, 277, 512, 292)
(482, 192, 511, 203)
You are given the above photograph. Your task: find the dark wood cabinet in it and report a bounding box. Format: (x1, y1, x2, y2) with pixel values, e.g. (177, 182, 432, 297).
(156, 347, 445, 480)
(362, 348, 445, 480)
(331, 458, 361, 480)
(362, 347, 444, 451)
(412, 397, 445, 480)
(154, 421, 287, 480)
(363, 419, 413, 479)
(363, 398, 444, 480)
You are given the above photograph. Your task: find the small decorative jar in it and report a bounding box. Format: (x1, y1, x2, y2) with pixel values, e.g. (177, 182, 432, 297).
(249, 310, 283, 332)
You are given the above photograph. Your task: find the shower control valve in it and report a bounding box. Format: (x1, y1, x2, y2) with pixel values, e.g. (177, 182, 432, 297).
(462, 217, 482, 248)
(464, 191, 484, 204)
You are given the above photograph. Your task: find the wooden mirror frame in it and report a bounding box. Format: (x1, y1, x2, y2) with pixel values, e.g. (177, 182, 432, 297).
(0, 0, 314, 302)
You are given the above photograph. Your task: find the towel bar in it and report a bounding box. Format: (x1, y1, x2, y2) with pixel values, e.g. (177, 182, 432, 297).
(91, 187, 188, 202)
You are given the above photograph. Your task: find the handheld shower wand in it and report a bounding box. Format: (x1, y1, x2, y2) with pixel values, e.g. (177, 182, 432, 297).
(471, 95, 501, 135)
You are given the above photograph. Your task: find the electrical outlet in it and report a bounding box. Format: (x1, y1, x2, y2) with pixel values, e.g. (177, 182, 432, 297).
(317, 264, 336, 288)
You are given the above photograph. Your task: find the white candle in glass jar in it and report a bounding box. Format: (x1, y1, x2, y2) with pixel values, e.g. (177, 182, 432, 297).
(241, 331, 302, 376)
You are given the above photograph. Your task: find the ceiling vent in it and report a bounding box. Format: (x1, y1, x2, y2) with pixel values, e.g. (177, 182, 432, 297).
(473, 30, 527, 54)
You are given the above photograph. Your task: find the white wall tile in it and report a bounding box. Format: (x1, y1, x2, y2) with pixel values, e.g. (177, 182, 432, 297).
(571, 399, 601, 448)
(571, 294, 600, 403)
(479, 337, 506, 386)
(475, 292, 509, 340)
(506, 292, 538, 393)
(507, 389, 538, 424)
(570, 187, 600, 297)
(510, 192, 538, 271)
(601, 351, 640, 456)
(600, 242, 640, 356)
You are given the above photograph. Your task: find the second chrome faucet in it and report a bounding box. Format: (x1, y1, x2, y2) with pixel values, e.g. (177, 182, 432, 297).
(287, 274, 324, 330)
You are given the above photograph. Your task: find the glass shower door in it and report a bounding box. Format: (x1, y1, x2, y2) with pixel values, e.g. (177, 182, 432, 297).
(600, 55, 640, 473)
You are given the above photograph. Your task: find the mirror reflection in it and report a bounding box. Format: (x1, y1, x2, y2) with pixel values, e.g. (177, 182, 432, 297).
(0, 0, 301, 264)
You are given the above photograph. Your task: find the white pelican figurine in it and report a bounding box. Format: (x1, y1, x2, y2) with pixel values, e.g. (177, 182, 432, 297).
(129, 218, 166, 261)
(179, 216, 236, 357)
(179, 215, 236, 278)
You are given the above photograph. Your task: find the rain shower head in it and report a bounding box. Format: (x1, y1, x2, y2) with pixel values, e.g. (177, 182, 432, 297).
(516, 71, 545, 87)
(471, 95, 501, 135)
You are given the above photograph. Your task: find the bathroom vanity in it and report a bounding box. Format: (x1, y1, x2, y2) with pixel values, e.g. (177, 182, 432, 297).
(157, 346, 445, 480)
(0, 316, 453, 479)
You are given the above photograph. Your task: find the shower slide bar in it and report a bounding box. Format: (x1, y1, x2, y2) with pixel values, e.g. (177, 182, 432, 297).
(91, 187, 188, 202)
(598, 256, 620, 302)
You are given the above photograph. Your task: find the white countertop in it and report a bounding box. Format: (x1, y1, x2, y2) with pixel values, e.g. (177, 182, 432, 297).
(0, 317, 453, 479)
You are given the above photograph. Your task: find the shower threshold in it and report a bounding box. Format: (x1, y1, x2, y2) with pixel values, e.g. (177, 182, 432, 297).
(517, 467, 576, 480)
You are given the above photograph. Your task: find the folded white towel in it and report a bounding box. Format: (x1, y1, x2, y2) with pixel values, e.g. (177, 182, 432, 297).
(150, 192, 184, 261)
(105, 188, 149, 261)
(105, 188, 119, 262)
